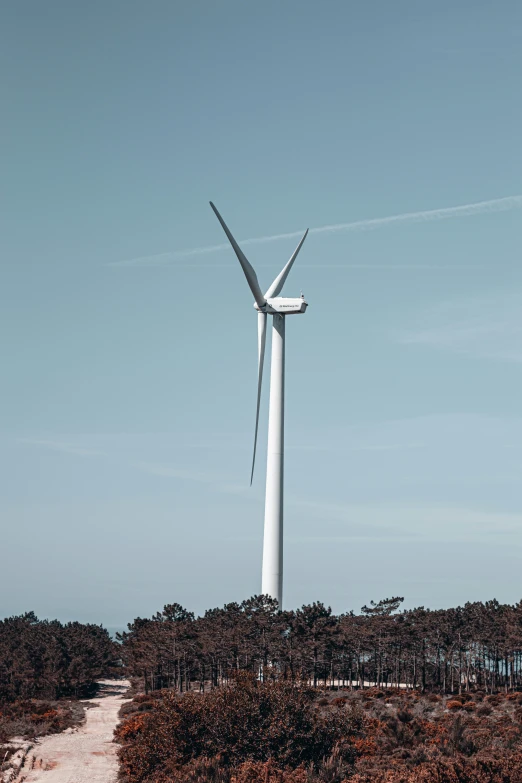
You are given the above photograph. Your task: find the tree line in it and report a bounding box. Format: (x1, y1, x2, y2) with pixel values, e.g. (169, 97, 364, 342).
(0, 611, 116, 702)
(117, 595, 522, 695)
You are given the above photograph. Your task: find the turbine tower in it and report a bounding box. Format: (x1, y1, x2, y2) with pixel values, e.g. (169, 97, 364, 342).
(210, 203, 309, 608)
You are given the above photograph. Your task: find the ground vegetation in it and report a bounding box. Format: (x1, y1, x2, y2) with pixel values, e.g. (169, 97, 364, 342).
(116, 678, 522, 783)
(115, 596, 522, 783)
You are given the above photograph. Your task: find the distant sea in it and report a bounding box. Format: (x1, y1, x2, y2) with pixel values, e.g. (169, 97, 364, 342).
(105, 626, 127, 640)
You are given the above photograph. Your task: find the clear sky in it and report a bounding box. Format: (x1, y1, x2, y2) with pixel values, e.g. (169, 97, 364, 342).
(1, 1, 521, 626)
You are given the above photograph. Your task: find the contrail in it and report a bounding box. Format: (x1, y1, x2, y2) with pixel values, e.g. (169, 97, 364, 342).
(113, 194, 522, 267)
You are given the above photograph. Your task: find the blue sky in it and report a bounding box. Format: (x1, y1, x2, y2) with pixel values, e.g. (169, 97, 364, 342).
(1, 1, 521, 626)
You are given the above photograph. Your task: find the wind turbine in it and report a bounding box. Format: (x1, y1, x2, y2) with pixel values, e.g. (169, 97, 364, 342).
(210, 202, 309, 608)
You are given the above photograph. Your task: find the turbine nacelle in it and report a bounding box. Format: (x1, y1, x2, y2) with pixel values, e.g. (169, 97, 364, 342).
(255, 297, 308, 315)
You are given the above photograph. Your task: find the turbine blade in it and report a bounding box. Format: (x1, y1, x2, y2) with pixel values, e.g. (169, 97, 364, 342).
(265, 229, 309, 299)
(209, 202, 266, 308)
(250, 311, 267, 485)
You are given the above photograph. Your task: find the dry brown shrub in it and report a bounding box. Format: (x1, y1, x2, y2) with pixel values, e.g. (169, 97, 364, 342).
(116, 675, 362, 783)
(0, 698, 84, 742)
(447, 700, 464, 711)
(116, 685, 522, 783)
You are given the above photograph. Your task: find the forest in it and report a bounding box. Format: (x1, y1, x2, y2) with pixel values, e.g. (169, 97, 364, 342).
(117, 595, 522, 695)
(0, 612, 116, 742)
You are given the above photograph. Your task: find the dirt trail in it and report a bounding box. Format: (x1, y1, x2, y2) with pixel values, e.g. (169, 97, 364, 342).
(16, 680, 130, 783)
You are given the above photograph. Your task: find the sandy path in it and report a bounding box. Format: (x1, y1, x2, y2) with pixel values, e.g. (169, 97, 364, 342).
(19, 680, 130, 783)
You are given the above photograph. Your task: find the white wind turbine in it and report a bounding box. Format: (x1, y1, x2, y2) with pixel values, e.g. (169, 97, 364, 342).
(210, 202, 309, 608)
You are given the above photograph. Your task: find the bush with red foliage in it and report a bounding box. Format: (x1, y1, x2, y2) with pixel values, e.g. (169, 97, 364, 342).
(116, 674, 362, 783)
(351, 753, 522, 783)
(116, 685, 522, 783)
(0, 698, 85, 742)
(447, 700, 465, 711)
(350, 689, 522, 782)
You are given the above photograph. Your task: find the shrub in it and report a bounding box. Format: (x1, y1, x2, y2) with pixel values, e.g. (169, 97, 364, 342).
(116, 674, 362, 783)
(119, 693, 159, 719)
(0, 699, 84, 742)
(447, 700, 464, 711)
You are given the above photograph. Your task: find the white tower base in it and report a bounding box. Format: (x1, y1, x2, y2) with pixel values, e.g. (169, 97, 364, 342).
(261, 315, 285, 606)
